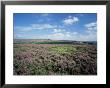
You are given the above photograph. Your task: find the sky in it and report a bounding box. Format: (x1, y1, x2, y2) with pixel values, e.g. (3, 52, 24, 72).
(14, 13, 97, 41)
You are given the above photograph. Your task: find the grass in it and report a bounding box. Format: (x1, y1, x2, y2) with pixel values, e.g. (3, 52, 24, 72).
(49, 45, 77, 55)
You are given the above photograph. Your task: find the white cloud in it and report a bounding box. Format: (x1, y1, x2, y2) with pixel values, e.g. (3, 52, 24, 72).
(15, 30, 96, 41)
(14, 26, 32, 31)
(14, 34, 30, 39)
(51, 28, 78, 40)
(45, 30, 78, 40)
(52, 33, 65, 37)
(85, 22, 96, 28)
(53, 29, 61, 33)
(48, 30, 96, 41)
(47, 33, 68, 40)
(63, 16, 79, 25)
(14, 24, 57, 32)
(53, 29, 65, 33)
(31, 24, 57, 30)
(82, 21, 97, 41)
(78, 33, 96, 41)
(72, 32, 78, 35)
(14, 22, 96, 41)
(85, 22, 97, 31)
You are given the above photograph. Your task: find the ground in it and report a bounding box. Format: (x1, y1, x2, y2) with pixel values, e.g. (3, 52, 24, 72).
(14, 44, 97, 75)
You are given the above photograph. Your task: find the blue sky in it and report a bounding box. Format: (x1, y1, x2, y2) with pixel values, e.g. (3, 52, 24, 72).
(14, 13, 97, 41)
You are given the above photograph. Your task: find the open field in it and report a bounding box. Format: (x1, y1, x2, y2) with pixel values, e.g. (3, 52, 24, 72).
(14, 40, 97, 75)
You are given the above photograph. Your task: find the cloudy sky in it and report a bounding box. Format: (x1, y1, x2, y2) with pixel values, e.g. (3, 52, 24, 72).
(14, 13, 97, 41)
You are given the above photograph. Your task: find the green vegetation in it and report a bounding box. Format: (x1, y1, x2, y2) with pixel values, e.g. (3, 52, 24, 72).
(14, 43, 97, 75)
(14, 41, 74, 44)
(14, 59, 69, 75)
(49, 46, 77, 55)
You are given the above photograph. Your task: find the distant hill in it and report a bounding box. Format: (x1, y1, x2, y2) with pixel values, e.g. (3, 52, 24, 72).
(14, 39, 97, 45)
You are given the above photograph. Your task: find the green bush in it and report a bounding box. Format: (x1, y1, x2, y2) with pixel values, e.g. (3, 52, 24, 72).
(49, 46, 77, 55)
